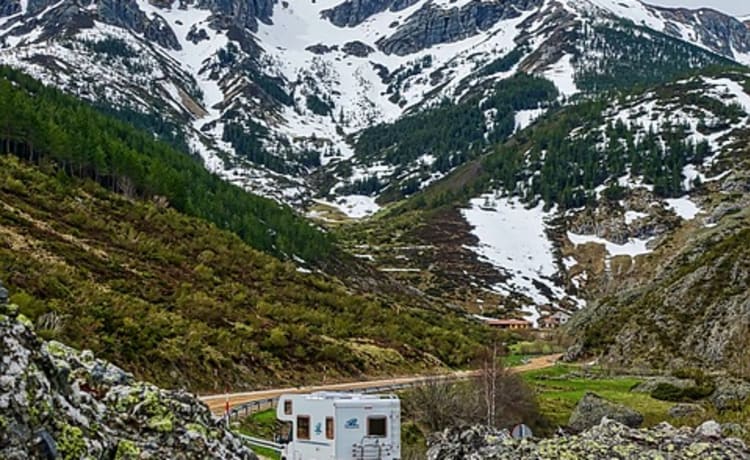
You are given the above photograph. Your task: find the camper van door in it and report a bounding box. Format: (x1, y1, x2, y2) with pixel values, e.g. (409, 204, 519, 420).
(335, 403, 400, 460)
(335, 405, 365, 460)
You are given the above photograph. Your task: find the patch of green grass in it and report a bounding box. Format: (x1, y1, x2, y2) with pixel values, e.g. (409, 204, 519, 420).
(250, 446, 281, 460)
(237, 409, 277, 441)
(236, 410, 282, 460)
(522, 365, 674, 428)
(504, 354, 531, 367)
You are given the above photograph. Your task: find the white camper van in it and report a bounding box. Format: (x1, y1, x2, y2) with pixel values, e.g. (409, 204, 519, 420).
(276, 392, 401, 460)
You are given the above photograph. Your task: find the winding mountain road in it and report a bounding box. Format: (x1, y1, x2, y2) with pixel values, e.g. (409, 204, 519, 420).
(199, 354, 562, 415)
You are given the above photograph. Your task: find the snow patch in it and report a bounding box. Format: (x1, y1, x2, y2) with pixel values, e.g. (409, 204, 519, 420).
(315, 195, 381, 219)
(515, 108, 547, 132)
(567, 232, 653, 258)
(543, 54, 578, 97)
(463, 194, 582, 325)
(665, 197, 701, 220)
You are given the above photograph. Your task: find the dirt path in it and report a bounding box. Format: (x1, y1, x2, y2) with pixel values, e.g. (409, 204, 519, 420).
(200, 354, 562, 415)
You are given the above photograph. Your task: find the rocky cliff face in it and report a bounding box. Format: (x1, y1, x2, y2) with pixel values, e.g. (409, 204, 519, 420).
(0, 282, 257, 460)
(654, 6, 750, 58)
(0, 0, 20, 17)
(566, 197, 750, 373)
(426, 420, 750, 459)
(322, 0, 420, 28)
(376, 0, 543, 56)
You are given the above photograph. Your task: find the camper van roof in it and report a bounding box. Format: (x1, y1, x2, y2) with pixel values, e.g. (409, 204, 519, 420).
(302, 391, 398, 401)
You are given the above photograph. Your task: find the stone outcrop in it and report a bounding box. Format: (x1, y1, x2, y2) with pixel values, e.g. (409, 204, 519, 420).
(322, 0, 420, 28)
(568, 392, 643, 432)
(668, 403, 706, 419)
(0, 0, 21, 17)
(630, 376, 698, 394)
(376, 0, 542, 56)
(654, 6, 750, 60)
(426, 419, 750, 459)
(710, 378, 750, 412)
(0, 281, 257, 460)
(342, 40, 375, 57)
(565, 206, 750, 373)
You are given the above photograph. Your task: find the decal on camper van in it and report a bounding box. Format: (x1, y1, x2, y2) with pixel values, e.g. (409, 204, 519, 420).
(344, 418, 360, 429)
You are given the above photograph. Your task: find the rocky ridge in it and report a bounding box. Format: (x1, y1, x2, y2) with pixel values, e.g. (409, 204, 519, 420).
(0, 281, 256, 460)
(426, 419, 750, 459)
(1, 0, 749, 209)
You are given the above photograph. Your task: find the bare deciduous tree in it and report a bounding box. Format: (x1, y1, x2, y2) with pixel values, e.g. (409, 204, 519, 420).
(406, 335, 543, 433)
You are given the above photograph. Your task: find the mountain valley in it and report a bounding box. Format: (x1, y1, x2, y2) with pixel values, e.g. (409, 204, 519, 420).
(1, 0, 750, 457)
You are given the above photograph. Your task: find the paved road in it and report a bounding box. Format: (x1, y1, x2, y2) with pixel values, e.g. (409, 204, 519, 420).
(200, 354, 562, 415)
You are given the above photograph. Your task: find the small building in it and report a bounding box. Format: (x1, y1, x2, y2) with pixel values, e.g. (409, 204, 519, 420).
(539, 311, 572, 329)
(484, 318, 532, 330)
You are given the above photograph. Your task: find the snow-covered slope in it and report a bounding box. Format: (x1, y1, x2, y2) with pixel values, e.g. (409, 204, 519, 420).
(0, 0, 748, 210)
(457, 70, 750, 314)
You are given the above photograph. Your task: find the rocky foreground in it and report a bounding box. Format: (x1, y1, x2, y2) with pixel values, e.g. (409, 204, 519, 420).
(0, 283, 256, 459)
(427, 419, 750, 459)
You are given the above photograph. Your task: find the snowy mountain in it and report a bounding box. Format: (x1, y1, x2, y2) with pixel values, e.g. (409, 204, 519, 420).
(1, 0, 749, 210)
(2, 0, 750, 324)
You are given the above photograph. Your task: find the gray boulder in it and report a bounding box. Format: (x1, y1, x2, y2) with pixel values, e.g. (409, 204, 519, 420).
(695, 420, 723, 439)
(0, 303, 257, 460)
(710, 378, 750, 411)
(342, 40, 375, 57)
(568, 392, 644, 432)
(668, 403, 705, 419)
(631, 376, 697, 393)
(426, 419, 750, 459)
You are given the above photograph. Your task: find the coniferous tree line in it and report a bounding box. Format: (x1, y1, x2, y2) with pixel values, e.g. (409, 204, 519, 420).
(0, 67, 332, 262)
(404, 72, 743, 214)
(483, 105, 714, 209)
(575, 22, 738, 93)
(353, 73, 558, 182)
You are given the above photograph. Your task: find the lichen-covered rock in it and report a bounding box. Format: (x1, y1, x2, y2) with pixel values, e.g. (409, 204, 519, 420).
(695, 420, 722, 439)
(668, 403, 705, 419)
(710, 378, 750, 411)
(568, 392, 644, 432)
(426, 419, 750, 459)
(0, 281, 257, 460)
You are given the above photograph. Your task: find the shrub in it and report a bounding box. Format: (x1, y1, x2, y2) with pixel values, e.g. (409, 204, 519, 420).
(651, 382, 715, 402)
(671, 367, 706, 382)
(651, 383, 685, 402)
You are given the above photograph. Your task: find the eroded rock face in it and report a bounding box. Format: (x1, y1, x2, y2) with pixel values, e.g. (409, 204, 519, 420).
(377, 0, 542, 56)
(195, 0, 275, 31)
(0, 0, 21, 17)
(322, 0, 420, 28)
(568, 392, 643, 432)
(0, 281, 257, 460)
(426, 419, 750, 459)
(655, 6, 750, 59)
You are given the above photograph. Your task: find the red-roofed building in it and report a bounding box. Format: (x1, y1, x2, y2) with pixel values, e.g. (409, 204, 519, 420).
(483, 318, 532, 330)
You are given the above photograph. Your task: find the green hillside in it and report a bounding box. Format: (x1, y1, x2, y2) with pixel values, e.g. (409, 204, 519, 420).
(0, 155, 488, 391)
(0, 67, 330, 262)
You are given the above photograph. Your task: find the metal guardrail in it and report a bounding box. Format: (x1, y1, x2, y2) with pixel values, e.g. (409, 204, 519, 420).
(236, 433, 283, 453)
(224, 374, 468, 423)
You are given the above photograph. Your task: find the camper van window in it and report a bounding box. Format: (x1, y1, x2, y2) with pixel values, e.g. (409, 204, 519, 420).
(325, 417, 334, 439)
(284, 400, 292, 415)
(297, 416, 310, 440)
(367, 416, 387, 437)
